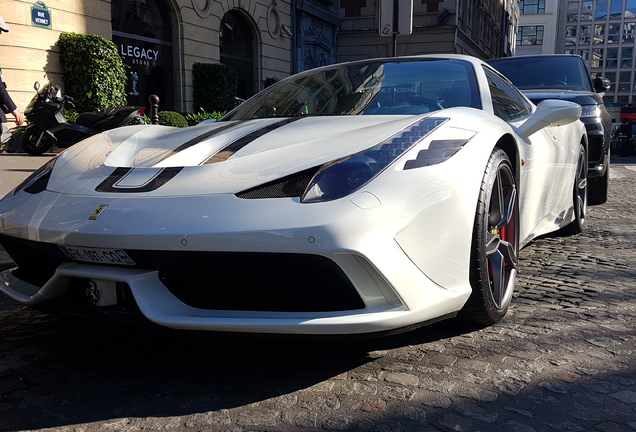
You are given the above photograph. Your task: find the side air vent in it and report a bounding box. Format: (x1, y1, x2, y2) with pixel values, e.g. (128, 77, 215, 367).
(403, 139, 468, 169)
(235, 167, 320, 199)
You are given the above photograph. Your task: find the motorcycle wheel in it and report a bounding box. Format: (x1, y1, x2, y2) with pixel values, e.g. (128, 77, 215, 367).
(21, 127, 52, 156)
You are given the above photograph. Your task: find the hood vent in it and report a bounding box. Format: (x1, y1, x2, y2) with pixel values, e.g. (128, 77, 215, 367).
(236, 167, 320, 199)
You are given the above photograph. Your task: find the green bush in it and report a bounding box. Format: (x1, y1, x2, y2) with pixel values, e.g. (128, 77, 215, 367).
(193, 63, 238, 112)
(158, 111, 188, 127)
(185, 109, 226, 126)
(263, 76, 280, 88)
(58, 33, 128, 113)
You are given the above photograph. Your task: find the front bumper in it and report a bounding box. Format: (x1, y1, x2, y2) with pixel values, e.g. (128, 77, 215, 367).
(582, 117, 609, 178)
(0, 189, 472, 335)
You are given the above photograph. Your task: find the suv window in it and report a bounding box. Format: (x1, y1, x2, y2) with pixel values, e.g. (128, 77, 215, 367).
(487, 56, 593, 91)
(483, 66, 533, 122)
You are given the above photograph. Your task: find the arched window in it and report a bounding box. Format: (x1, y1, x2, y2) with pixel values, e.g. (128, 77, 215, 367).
(220, 10, 257, 99)
(111, 0, 175, 110)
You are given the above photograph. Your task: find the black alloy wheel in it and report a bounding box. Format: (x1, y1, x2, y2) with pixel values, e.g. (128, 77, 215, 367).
(461, 148, 519, 325)
(563, 143, 588, 235)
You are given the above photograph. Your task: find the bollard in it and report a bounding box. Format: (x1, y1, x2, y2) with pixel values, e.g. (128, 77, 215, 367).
(149, 94, 160, 125)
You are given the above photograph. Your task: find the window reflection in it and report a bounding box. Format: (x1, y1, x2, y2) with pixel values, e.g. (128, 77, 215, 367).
(580, 25, 592, 44)
(619, 71, 632, 91)
(568, 1, 579, 20)
(609, 24, 621, 43)
(592, 47, 604, 68)
(594, 24, 606, 43)
(607, 47, 619, 68)
(610, 0, 623, 17)
(596, 0, 609, 18)
(566, 26, 577, 45)
(579, 49, 590, 60)
(581, 1, 593, 19)
(621, 47, 633, 67)
(624, 23, 636, 43)
(517, 26, 544, 45)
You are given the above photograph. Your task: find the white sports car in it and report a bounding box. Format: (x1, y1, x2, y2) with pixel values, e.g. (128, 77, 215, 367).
(0, 55, 587, 335)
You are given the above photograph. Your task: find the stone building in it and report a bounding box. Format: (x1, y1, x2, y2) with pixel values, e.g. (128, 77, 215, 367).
(0, 0, 293, 113)
(337, 0, 518, 62)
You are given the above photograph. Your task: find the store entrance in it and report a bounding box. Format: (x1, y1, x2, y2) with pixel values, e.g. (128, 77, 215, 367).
(111, 0, 174, 110)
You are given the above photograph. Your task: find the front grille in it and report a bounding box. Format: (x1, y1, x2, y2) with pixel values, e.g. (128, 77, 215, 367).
(158, 253, 365, 312)
(0, 235, 365, 313)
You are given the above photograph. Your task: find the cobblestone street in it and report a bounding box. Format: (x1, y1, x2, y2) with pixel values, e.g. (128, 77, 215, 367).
(1, 155, 635, 432)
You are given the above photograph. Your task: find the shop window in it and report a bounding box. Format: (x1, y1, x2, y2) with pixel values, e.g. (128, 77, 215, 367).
(220, 10, 257, 100)
(111, 0, 174, 110)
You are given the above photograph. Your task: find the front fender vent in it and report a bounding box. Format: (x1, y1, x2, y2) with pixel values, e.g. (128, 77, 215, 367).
(403, 139, 468, 169)
(235, 167, 320, 199)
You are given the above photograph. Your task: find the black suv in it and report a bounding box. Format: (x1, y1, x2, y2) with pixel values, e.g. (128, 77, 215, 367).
(487, 54, 611, 205)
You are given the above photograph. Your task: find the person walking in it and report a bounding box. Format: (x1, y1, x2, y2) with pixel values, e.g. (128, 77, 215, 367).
(0, 15, 25, 152)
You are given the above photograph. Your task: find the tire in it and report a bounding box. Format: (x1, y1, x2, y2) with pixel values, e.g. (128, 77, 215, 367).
(588, 169, 608, 206)
(460, 148, 519, 325)
(562, 144, 588, 235)
(21, 126, 52, 156)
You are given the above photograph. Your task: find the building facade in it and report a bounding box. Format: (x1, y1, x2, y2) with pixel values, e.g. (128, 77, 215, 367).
(556, 0, 636, 105)
(515, 0, 559, 54)
(0, 0, 293, 113)
(337, 0, 518, 62)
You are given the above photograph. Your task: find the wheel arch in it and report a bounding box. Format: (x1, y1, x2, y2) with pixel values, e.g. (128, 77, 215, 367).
(495, 133, 520, 185)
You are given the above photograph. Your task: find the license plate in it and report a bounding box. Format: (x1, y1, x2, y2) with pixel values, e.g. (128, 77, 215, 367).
(59, 246, 136, 266)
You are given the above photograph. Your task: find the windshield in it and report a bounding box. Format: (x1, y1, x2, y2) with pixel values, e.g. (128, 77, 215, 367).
(488, 56, 594, 91)
(222, 59, 481, 121)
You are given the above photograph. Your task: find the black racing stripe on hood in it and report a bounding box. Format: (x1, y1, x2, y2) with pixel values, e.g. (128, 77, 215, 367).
(203, 117, 304, 164)
(157, 121, 245, 163)
(95, 167, 183, 193)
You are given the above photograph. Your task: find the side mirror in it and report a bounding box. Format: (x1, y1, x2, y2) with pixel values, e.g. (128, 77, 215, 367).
(515, 99, 582, 139)
(33, 81, 40, 92)
(593, 77, 611, 93)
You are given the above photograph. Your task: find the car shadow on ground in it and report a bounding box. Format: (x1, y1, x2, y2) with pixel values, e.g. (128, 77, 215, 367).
(0, 300, 479, 431)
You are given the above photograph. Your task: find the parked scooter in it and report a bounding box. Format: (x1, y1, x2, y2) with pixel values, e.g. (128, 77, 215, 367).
(21, 81, 145, 155)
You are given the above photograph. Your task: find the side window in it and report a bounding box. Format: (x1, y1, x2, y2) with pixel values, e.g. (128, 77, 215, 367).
(483, 66, 533, 122)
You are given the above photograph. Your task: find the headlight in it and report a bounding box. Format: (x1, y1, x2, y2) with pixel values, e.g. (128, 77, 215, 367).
(12, 156, 58, 195)
(580, 105, 601, 118)
(302, 117, 448, 203)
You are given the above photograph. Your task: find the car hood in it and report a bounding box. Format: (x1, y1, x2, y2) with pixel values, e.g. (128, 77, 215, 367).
(521, 90, 603, 107)
(45, 114, 448, 196)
